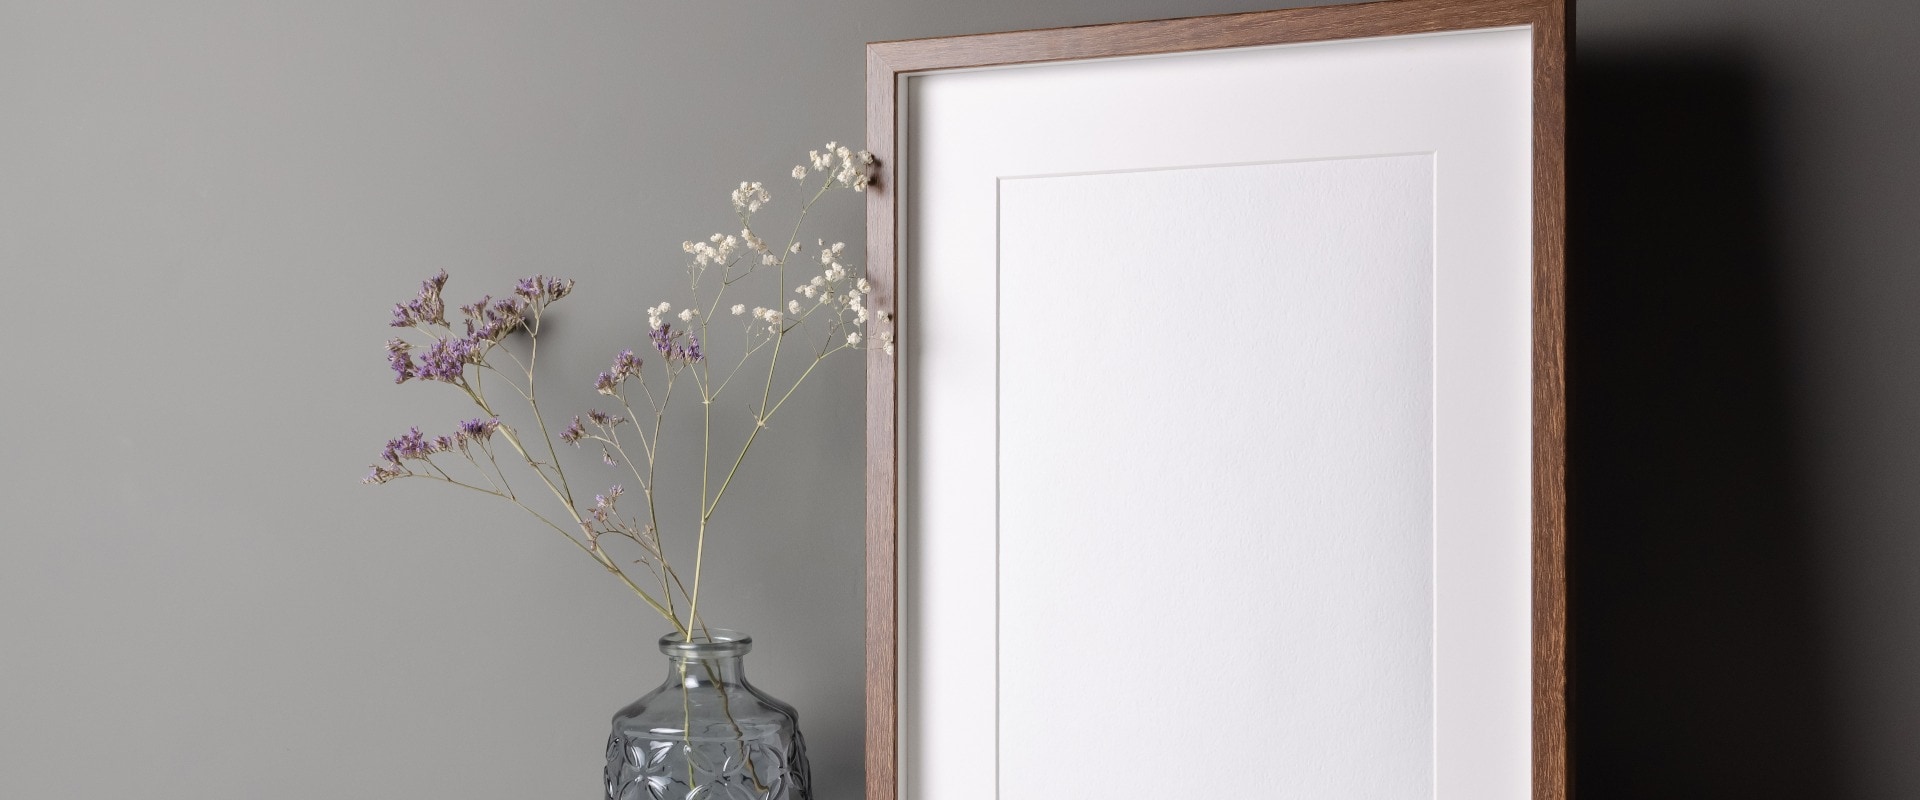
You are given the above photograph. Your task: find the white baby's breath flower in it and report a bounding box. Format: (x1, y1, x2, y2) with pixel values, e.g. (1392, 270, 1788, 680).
(847, 332, 862, 346)
(788, 299, 801, 314)
(729, 182, 770, 213)
(831, 242, 846, 254)
(789, 242, 802, 254)
(678, 309, 694, 322)
(856, 278, 871, 293)
(763, 254, 778, 265)
(803, 286, 817, 299)
(765, 309, 783, 325)
(731, 304, 746, 316)
(792, 165, 807, 180)
(751, 307, 768, 320)
(877, 310, 892, 322)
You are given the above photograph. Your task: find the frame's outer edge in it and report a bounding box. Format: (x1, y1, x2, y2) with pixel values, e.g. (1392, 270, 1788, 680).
(867, 0, 1545, 72)
(1531, 1, 1573, 799)
(864, 42, 903, 800)
(864, 2, 1573, 799)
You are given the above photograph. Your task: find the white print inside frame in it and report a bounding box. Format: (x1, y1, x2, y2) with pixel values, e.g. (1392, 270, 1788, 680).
(900, 27, 1536, 800)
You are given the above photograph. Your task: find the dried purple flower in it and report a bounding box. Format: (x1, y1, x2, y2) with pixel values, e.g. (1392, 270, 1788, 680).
(585, 409, 625, 427)
(613, 349, 642, 378)
(559, 416, 585, 446)
(645, 327, 705, 364)
(364, 422, 464, 483)
(593, 349, 643, 395)
(379, 426, 451, 464)
(414, 336, 476, 383)
(457, 417, 500, 441)
(456, 294, 526, 343)
(589, 484, 623, 524)
(508, 274, 575, 303)
(363, 463, 405, 485)
(390, 271, 450, 328)
(380, 427, 420, 463)
(386, 338, 416, 384)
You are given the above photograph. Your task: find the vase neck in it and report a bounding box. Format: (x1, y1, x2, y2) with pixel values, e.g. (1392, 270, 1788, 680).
(657, 628, 753, 687)
(662, 653, 747, 686)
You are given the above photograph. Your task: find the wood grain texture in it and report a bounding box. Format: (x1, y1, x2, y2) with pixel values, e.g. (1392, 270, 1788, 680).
(869, 0, 1543, 73)
(865, 2, 1570, 798)
(1530, 3, 1573, 799)
(864, 42, 902, 800)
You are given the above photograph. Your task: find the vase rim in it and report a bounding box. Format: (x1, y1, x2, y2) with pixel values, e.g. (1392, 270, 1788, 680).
(658, 628, 753, 659)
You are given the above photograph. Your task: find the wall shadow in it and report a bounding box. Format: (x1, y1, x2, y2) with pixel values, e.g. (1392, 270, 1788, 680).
(1568, 52, 1844, 798)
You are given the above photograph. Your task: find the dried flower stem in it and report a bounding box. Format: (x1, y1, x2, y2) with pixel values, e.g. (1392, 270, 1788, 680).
(683, 168, 839, 641)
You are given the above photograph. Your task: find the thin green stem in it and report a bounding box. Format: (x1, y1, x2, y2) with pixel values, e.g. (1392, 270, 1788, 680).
(523, 304, 574, 503)
(683, 174, 840, 632)
(467, 386, 685, 634)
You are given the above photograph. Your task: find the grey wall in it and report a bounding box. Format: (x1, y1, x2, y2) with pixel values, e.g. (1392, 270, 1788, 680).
(1, 1, 1914, 798)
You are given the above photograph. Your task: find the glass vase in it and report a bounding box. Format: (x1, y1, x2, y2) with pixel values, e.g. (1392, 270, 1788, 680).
(605, 630, 811, 800)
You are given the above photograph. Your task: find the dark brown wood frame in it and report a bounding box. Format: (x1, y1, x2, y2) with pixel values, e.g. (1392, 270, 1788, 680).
(863, 1, 1569, 797)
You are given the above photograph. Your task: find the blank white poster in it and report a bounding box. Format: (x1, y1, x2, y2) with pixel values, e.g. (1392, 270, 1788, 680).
(996, 155, 1436, 798)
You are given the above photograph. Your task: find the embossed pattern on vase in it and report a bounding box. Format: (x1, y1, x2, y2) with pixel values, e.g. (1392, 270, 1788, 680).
(606, 728, 809, 800)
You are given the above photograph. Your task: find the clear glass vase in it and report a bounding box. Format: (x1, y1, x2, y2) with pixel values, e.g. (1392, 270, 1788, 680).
(605, 630, 811, 800)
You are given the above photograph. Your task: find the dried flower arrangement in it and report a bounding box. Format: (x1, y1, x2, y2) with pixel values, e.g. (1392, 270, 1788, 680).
(364, 143, 884, 638)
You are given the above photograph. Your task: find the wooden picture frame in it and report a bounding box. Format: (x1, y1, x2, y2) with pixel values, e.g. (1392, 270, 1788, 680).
(864, 1, 1568, 797)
